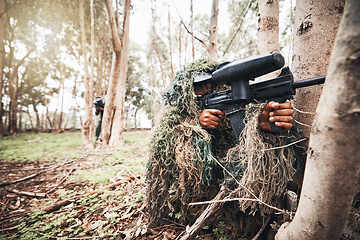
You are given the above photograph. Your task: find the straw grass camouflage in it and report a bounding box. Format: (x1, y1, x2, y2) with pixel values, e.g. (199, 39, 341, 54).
(146, 58, 221, 228)
(146, 58, 305, 238)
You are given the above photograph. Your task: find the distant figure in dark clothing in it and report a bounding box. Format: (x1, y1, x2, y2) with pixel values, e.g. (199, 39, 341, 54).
(94, 97, 104, 141)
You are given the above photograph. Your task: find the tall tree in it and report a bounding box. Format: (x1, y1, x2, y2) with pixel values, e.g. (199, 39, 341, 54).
(292, 0, 344, 138)
(7, 49, 34, 134)
(209, 0, 219, 59)
(275, 0, 360, 238)
(0, 0, 5, 136)
(101, 0, 131, 146)
(79, 0, 92, 147)
(257, 0, 279, 80)
(257, 0, 279, 54)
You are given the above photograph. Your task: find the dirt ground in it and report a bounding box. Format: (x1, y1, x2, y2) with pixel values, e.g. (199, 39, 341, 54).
(0, 148, 187, 239)
(1, 138, 359, 240)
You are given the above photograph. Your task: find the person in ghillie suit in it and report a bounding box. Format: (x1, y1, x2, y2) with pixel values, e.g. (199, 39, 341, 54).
(94, 97, 104, 141)
(146, 58, 305, 238)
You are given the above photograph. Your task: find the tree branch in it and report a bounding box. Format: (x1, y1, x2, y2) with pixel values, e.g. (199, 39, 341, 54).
(171, 0, 208, 49)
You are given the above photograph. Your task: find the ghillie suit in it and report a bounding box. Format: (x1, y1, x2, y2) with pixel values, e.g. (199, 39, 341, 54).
(146, 58, 222, 228)
(146, 58, 305, 238)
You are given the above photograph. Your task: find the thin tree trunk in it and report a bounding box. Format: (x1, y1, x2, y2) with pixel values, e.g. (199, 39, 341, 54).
(133, 108, 138, 130)
(257, 0, 279, 54)
(95, 50, 103, 98)
(58, 72, 64, 130)
(209, 0, 219, 59)
(276, 0, 360, 239)
(46, 107, 53, 132)
(257, 0, 280, 80)
(7, 49, 34, 134)
(100, 52, 117, 144)
(168, 7, 175, 80)
(79, 0, 92, 147)
(89, 0, 95, 136)
(0, 0, 5, 136)
(26, 109, 34, 130)
(32, 102, 40, 131)
(190, 0, 194, 60)
(178, 21, 182, 67)
(53, 109, 58, 132)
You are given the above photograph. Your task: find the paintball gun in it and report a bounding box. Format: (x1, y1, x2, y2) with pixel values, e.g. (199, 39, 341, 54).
(196, 52, 325, 141)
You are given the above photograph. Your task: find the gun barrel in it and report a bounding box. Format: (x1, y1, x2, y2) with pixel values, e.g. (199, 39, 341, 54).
(212, 52, 285, 85)
(292, 76, 325, 89)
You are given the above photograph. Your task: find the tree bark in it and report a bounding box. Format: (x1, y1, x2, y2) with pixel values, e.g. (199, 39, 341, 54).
(89, 0, 95, 136)
(102, 0, 130, 146)
(257, 0, 279, 55)
(292, 0, 344, 139)
(275, 0, 360, 239)
(209, 0, 219, 59)
(190, 0, 194, 60)
(257, 0, 280, 80)
(0, 0, 5, 136)
(108, 0, 130, 146)
(79, 0, 92, 147)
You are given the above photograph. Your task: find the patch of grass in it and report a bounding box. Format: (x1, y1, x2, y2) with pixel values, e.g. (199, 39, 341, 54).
(70, 130, 151, 185)
(0, 132, 83, 162)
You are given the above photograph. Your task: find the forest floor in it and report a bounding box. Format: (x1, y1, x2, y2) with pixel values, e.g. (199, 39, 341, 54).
(2, 131, 359, 240)
(0, 131, 188, 240)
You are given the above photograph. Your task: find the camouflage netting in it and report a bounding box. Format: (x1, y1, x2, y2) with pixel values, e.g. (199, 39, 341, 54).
(146, 58, 305, 237)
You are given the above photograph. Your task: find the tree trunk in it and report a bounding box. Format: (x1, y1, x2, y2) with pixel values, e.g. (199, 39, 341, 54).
(0, 0, 5, 136)
(190, 0, 194, 60)
(46, 107, 53, 132)
(32, 102, 40, 131)
(257, 0, 280, 80)
(7, 49, 34, 134)
(209, 0, 219, 59)
(133, 108, 138, 131)
(95, 50, 103, 98)
(292, 0, 344, 139)
(100, 52, 117, 144)
(89, 0, 95, 136)
(257, 0, 279, 55)
(79, 0, 92, 147)
(53, 109, 58, 132)
(108, 0, 131, 146)
(178, 21, 182, 66)
(275, 0, 360, 239)
(168, 7, 175, 79)
(26, 109, 34, 130)
(102, 0, 130, 146)
(59, 72, 65, 130)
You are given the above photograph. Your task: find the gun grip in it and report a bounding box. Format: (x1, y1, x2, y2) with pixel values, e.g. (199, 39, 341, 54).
(269, 121, 285, 131)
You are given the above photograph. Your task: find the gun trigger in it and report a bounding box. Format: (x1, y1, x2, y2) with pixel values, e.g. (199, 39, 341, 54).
(226, 108, 246, 117)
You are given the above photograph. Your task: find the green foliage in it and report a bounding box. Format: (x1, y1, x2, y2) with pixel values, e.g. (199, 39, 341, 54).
(0, 132, 83, 162)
